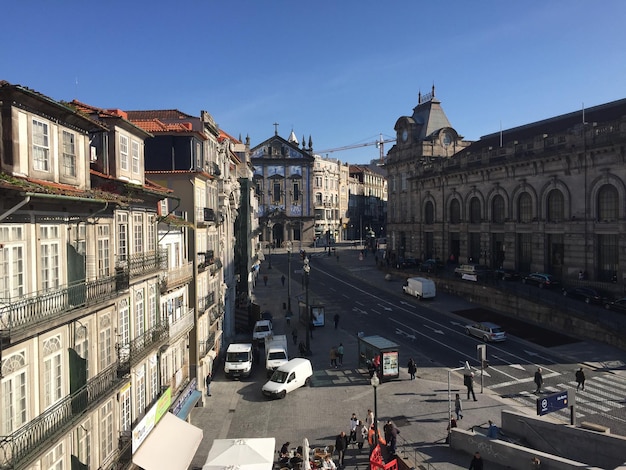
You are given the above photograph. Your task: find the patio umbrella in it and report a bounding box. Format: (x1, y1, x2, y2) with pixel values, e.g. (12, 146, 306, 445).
(302, 437, 311, 470)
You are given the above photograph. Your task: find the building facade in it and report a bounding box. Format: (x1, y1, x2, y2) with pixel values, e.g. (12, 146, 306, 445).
(386, 88, 626, 282)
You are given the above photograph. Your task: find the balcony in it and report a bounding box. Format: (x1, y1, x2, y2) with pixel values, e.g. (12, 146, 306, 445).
(117, 323, 169, 376)
(209, 258, 222, 276)
(98, 431, 132, 470)
(0, 275, 118, 339)
(199, 331, 217, 358)
(169, 308, 195, 342)
(198, 292, 215, 314)
(120, 249, 167, 279)
(0, 365, 123, 470)
(161, 262, 193, 292)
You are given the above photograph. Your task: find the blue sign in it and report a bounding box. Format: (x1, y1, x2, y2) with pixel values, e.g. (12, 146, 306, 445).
(537, 390, 569, 416)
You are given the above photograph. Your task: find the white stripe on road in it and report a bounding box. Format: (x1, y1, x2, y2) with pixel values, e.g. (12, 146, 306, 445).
(490, 372, 561, 389)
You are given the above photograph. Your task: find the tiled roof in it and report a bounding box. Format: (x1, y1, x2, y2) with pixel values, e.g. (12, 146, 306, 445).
(219, 129, 240, 143)
(126, 109, 196, 120)
(132, 119, 193, 133)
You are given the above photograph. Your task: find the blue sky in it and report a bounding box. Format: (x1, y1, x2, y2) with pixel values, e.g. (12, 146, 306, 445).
(2, 1, 625, 164)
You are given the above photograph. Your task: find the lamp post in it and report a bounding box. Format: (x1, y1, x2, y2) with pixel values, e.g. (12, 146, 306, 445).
(286, 241, 292, 316)
(303, 257, 311, 355)
(447, 365, 466, 444)
(371, 374, 380, 446)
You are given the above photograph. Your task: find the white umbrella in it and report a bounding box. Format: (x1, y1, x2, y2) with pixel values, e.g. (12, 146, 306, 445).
(302, 437, 311, 470)
(203, 438, 275, 470)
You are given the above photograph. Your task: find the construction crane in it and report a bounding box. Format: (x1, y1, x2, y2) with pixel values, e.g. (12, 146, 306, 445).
(317, 134, 396, 163)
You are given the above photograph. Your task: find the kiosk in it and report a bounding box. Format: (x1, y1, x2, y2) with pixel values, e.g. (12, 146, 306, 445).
(357, 335, 399, 382)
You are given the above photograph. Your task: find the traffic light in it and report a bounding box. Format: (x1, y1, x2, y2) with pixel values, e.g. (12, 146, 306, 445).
(477, 344, 486, 361)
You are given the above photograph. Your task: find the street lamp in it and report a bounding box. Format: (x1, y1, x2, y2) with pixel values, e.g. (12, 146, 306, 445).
(303, 257, 311, 355)
(447, 365, 466, 445)
(371, 374, 380, 447)
(286, 241, 292, 316)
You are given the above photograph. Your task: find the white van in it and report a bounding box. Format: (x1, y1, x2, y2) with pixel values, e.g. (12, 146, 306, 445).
(224, 343, 253, 379)
(402, 276, 436, 299)
(261, 358, 313, 399)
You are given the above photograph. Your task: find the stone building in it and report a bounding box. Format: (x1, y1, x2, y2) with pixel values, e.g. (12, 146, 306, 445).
(386, 87, 626, 282)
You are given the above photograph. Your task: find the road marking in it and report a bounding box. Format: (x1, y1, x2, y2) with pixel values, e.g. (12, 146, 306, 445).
(490, 371, 561, 389)
(372, 309, 383, 316)
(422, 324, 444, 335)
(594, 376, 626, 392)
(355, 301, 365, 306)
(377, 303, 392, 311)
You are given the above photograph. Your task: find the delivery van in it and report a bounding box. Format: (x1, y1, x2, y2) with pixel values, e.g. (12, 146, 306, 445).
(262, 358, 313, 399)
(402, 276, 436, 299)
(224, 343, 253, 379)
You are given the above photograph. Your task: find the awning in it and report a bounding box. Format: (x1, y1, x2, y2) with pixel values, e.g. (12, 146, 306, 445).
(133, 412, 203, 470)
(174, 390, 202, 420)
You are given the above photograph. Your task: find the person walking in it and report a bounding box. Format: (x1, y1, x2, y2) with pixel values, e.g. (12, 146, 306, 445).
(384, 420, 399, 455)
(292, 327, 298, 346)
(337, 343, 344, 366)
(281, 274, 286, 286)
(575, 367, 586, 390)
(407, 357, 417, 380)
(534, 367, 544, 394)
(205, 372, 212, 397)
(464, 372, 477, 401)
(334, 313, 340, 330)
(468, 451, 484, 470)
(454, 393, 463, 420)
(335, 431, 349, 468)
(349, 413, 358, 443)
(330, 346, 338, 368)
(356, 420, 367, 450)
(365, 409, 374, 430)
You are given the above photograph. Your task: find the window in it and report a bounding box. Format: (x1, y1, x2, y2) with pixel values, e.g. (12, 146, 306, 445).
(77, 419, 92, 468)
(75, 326, 90, 378)
(43, 442, 64, 470)
(518, 193, 532, 223)
(43, 336, 63, 408)
(597, 184, 618, 221)
(135, 289, 145, 337)
(62, 130, 77, 177)
(147, 215, 156, 252)
(0, 225, 24, 299)
(2, 353, 27, 433)
(492, 195, 505, 224)
(119, 299, 130, 361)
(97, 225, 110, 277)
(293, 182, 300, 202)
(469, 197, 481, 224)
(33, 119, 50, 171)
(149, 360, 159, 401)
(315, 193, 322, 205)
(547, 190, 564, 222)
(100, 400, 114, 460)
(450, 199, 461, 224)
(40, 225, 60, 291)
(99, 321, 112, 370)
(131, 140, 140, 174)
(148, 285, 157, 328)
(273, 182, 281, 202)
(137, 364, 146, 414)
(424, 201, 434, 224)
(120, 135, 129, 170)
(120, 385, 132, 432)
(133, 213, 144, 253)
(117, 213, 128, 262)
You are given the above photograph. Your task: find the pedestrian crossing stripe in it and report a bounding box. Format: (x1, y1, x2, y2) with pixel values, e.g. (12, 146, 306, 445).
(571, 382, 626, 405)
(594, 375, 626, 393)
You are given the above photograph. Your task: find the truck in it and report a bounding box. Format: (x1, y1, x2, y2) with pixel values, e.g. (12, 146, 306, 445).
(402, 276, 436, 299)
(265, 334, 289, 377)
(224, 343, 253, 379)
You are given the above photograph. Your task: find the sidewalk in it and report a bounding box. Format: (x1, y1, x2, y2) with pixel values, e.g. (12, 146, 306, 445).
(189, 244, 518, 470)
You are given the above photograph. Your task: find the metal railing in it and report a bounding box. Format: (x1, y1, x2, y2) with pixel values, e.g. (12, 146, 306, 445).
(198, 292, 215, 314)
(0, 275, 118, 334)
(117, 323, 169, 373)
(199, 331, 217, 358)
(163, 262, 193, 290)
(169, 308, 194, 342)
(98, 431, 132, 470)
(0, 365, 122, 470)
(126, 249, 167, 278)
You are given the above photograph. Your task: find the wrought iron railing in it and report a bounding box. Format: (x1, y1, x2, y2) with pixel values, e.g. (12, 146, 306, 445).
(198, 331, 217, 358)
(198, 292, 215, 314)
(0, 275, 118, 334)
(169, 308, 194, 342)
(98, 431, 132, 470)
(0, 365, 122, 470)
(163, 262, 193, 291)
(125, 249, 167, 278)
(117, 323, 169, 374)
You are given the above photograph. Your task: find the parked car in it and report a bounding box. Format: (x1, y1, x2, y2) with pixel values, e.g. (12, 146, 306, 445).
(562, 287, 612, 305)
(454, 264, 491, 281)
(465, 321, 507, 342)
(396, 257, 419, 269)
(262, 358, 313, 399)
(260, 311, 273, 321)
(522, 273, 560, 289)
(494, 268, 521, 281)
(419, 259, 439, 273)
(252, 320, 273, 342)
(604, 297, 626, 313)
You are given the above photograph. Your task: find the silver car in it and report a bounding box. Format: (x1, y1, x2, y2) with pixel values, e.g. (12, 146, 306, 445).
(465, 321, 507, 342)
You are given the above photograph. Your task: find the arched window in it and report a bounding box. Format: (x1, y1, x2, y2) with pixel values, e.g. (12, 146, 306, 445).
(450, 199, 461, 224)
(492, 195, 505, 224)
(518, 192, 532, 223)
(469, 197, 481, 224)
(597, 184, 618, 221)
(424, 201, 435, 224)
(547, 190, 564, 222)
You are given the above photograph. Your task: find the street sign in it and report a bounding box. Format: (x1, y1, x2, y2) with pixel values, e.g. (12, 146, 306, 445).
(537, 390, 569, 416)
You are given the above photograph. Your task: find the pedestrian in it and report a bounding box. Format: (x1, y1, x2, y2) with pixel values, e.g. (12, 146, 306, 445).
(356, 420, 367, 450)
(349, 413, 358, 443)
(334, 313, 340, 329)
(530, 456, 542, 468)
(534, 367, 543, 394)
(205, 372, 212, 397)
(383, 420, 399, 455)
(366, 409, 374, 430)
(578, 270, 584, 280)
(575, 367, 586, 390)
(281, 274, 285, 286)
(322, 454, 336, 470)
(468, 451, 484, 470)
(464, 372, 477, 401)
(337, 343, 344, 366)
(263, 274, 268, 286)
(487, 420, 499, 439)
(407, 357, 417, 380)
(454, 393, 463, 420)
(330, 346, 338, 368)
(335, 431, 348, 467)
(445, 417, 457, 443)
(292, 327, 298, 346)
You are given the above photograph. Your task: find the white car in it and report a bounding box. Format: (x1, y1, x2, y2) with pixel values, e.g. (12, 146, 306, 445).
(252, 320, 273, 342)
(262, 358, 313, 399)
(465, 322, 507, 342)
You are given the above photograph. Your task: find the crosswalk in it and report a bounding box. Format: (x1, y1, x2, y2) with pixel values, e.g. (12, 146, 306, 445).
(499, 372, 626, 423)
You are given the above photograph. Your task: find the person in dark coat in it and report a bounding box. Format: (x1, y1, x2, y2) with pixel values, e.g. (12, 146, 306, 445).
(468, 451, 484, 470)
(534, 367, 543, 394)
(575, 367, 586, 390)
(407, 358, 417, 380)
(335, 431, 349, 467)
(333, 313, 340, 329)
(205, 372, 212, 397)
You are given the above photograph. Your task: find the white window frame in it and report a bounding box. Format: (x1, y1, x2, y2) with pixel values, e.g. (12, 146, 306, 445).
(120, 385, 132, 432)
(43, 336, 63, 409)
(75, 328, 89, 379)
(100, 400, 114, 460)
(133, 213, 144, 254)
(135, 289, 145, 337)
(0, 225, 25, 299)
(40, 225, 60, 291)
(147, 215, 156, 252)
(120, 135, 129, 171)
(62, 130, 77, 177)
(136, 364, 146, 414)
(131, 140, 140, 174)
(148, 285, 157, 329)
(117, 213, 128, 262)
(43, 441, 64, 470)
(97, 225, 110, 277)
(1, 352, 28, 434)
(99, 325, 112, 370)
(33, 118, 50, 171)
